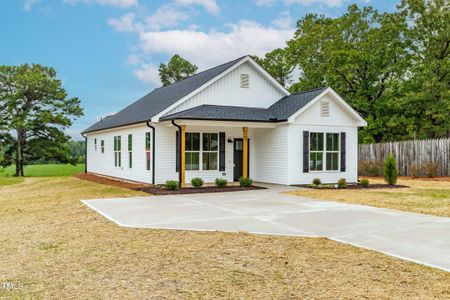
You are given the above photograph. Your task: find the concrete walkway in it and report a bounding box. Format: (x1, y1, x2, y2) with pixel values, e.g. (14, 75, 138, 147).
(82, 185, 450, 272)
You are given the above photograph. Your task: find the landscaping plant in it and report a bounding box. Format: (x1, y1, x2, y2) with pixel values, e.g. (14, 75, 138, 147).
(337, 178, 347, 189)
(191, 177, 204, 187)
(384, 154, 398, 185)
(215, 178, 227, 187)
(312, 178, 321, 186)
(360, 178, 369, 188)
(239, 177, 253, 187)
(164, 180, 179, 190)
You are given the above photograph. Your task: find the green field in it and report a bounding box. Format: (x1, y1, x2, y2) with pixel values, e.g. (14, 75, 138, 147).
(1, 164, 85, 178)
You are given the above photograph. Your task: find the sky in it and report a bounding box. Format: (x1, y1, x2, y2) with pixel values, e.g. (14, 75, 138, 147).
(0, 0, 397, 140)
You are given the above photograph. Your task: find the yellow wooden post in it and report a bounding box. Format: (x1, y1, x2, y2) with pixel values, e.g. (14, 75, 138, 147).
(180, 125, 186, 187)
(242, 127, 248, 178)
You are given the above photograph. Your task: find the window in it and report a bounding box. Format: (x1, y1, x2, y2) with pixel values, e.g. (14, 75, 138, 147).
(202, 133, 218, 170)
(185, 132, 200, 170)
(101, 140, 104, 153)
(145, 132, 151, 171)
(128, 134, 132, 168)
(309, 132, 324, 171)
(320, 102, 330, 117)
(114, 136, 121, 167)
(326, 133, 340, 171)
(94, 138, 97, 151)
(240, 74, 249, 88)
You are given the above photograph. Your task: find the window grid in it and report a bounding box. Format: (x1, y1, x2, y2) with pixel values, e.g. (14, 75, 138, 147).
(309, 132, 340, 172)
(202, 133, 218, 171)
(185, 132, 200, 171)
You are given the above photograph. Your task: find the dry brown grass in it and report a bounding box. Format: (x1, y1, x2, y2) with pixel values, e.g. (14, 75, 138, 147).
(288, 177, 450, 218)
(0, 177, 449, 299)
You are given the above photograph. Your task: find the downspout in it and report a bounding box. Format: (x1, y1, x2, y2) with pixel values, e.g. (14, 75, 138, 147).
(171, 120, 182, 184)
(81, 133, 87, 173)
(146, 121, 156, 185)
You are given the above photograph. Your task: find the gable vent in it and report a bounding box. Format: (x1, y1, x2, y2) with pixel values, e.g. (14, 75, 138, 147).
(240, 74, 249, 88)
(320, 101, 330, 117)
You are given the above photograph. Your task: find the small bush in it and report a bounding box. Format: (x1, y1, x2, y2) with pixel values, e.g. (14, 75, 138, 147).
(191, 177, 204, 187)
(384, 153, 397, 185)
(215, 178, 228, 187)
(360, 178, 369, 188)
(423, 161, 439, 178)
(359, 160, 383, 177)
(312, 178, 321, 186)
(409, 162, 422, 178)
(239, 177, 253, 187)
(164, 180, 179, 190)
(337, 178, 347, 189)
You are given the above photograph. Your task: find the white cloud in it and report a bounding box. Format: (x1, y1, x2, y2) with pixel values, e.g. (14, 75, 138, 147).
(175, 0, 220, 15)
(127, 53, 142, 65)
(145, 6, 189, 31)
(24, 0, 39, 11)
(271, 10, 294, 29)
(108, 13, 140, 32)
(284, 0, 344, 7)
(64, 0, 138, 8)
(253, 0, 276, 7)
(133, 64, 161, 85)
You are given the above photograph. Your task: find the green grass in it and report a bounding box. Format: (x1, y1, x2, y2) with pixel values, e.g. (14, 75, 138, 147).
(0, 177, 25, 185)
(0, 164, 85, 177)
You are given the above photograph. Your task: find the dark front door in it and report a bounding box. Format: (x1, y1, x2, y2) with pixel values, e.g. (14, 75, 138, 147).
(233, 138, 249, 181)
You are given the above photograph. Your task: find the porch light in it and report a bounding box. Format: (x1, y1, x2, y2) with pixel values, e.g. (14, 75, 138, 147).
(227, 138, 233, 143)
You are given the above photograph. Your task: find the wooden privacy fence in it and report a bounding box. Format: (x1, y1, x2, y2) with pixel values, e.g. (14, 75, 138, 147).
(358, 138, 450, 177)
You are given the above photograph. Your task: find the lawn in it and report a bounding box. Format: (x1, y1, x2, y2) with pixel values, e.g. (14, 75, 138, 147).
(0, 164, 84, 178)
(0, 177, 449, 298)
(288, 177, 450, 218)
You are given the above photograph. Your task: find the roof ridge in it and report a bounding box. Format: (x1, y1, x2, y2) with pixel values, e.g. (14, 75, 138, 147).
(290, 86, 328, 96)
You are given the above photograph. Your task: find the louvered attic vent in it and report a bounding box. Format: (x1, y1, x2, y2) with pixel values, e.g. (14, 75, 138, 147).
(320, 101, 330, 117)
(240, 74, 249, 88)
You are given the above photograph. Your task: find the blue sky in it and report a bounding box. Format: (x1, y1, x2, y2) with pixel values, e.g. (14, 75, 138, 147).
(0, 0, 397, 140)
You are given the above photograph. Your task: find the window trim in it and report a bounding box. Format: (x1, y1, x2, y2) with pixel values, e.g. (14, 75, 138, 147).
(201, 132, 219, 171)
(185, 132, 201, 171)
(309, 132, 340, 173)
(185, 131, 220, 172)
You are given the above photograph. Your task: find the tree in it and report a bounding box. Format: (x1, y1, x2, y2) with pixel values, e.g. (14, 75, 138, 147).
(398, 0, 450, 139)
(159, 54, 198, 86)
(384, 153, 398, 185)
(255, 49, 294, 87)
(0, 64, 83, 176)
(287, 5, 411, 143)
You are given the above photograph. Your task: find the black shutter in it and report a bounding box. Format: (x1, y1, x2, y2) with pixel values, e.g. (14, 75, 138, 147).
(219, 132, 225, 171)
(175, 131, 180, 172)
(303, 131, 309, 173)
(340, 132, 346, 172)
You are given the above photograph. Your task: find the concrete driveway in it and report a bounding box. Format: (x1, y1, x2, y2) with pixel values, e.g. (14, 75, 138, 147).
(82, 185, 450, 272)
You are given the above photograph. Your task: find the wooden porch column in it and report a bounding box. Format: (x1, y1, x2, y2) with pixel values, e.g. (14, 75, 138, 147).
(242, 127, 248, 178)
(180, 125, 186, 187)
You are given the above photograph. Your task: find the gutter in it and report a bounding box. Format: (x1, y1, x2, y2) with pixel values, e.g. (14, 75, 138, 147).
(171, 120, 182, 185)
(81, 133, 87, 173)
(145, 121, 156, 185)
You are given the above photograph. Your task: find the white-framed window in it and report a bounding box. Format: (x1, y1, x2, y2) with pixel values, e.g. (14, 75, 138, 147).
(202, 133, 218, 170)
(309, 132, 340, 172)
(128, 134, 132, 169)
(94, 138, 97, 151)
(185, 132, 200, 171)
(145, 132, 151, 171)
(101, 140, 104, 153)
(114, 136, 121, 167)
(326, 133, 340, 171)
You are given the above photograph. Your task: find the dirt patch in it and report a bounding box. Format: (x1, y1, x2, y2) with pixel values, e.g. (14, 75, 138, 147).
(75, 173, 265, 195)
(295, 183, 409, 190)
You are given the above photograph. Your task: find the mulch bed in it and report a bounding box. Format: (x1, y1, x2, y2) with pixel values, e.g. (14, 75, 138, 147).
(75, 173, 265, 195)
(294, 183, 409, 190)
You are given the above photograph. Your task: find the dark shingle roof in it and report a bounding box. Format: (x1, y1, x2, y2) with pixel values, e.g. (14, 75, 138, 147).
(160, 87, 328, 123)
(82, 56, 247, 134)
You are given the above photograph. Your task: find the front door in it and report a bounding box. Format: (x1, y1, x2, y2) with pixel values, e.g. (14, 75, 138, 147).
(233, 138, 249, 181)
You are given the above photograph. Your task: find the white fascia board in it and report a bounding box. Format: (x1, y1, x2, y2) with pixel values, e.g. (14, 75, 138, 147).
(287, 87, 368, 127)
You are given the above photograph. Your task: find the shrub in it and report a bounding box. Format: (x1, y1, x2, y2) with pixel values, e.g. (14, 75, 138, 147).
(409, 162, 422, 178)
(215, 178, 228, 187)
(360, 178, 369, 188)
(164, 180, 178, 190)
(191, 177, 204, 187)
(337, 178, 347, 189)
(359, 160, 383, 177)
(239, 177, 253, 187)
(423, 161, 439, 178)
(384, 153, 397, 185)
(312, 178, 321, 186)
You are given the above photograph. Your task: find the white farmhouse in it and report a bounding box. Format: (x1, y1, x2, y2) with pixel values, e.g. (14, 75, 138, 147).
(82, 56, 367, 186)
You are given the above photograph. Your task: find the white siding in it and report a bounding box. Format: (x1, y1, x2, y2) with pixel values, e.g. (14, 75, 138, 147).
(167, 62, 285, 115)
(253, 125, 290, 185)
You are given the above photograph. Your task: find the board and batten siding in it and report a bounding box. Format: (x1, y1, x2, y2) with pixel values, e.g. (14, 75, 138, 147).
(166, 62, 285, 115)
(253, 125, 290, 185)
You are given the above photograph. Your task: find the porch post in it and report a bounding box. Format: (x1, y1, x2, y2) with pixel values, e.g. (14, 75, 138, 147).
(242, 127, 248, 178)
(180, 125, 186, 187)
